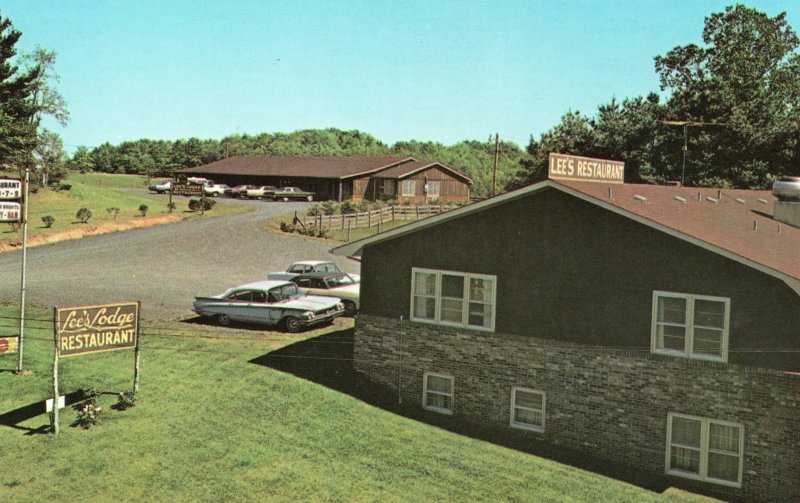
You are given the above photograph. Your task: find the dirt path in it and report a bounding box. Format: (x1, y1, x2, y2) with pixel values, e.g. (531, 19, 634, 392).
(0, 201, 359, 321)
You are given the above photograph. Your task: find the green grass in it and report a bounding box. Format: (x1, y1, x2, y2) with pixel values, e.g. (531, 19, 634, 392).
(327, 219, 411, 242)
(1, 173, 251, 245)
(0, 303, 712, 502)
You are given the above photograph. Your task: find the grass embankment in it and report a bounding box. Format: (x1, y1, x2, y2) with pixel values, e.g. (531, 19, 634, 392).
(0, 173, 251, 250)
(0, 304, 713, 502)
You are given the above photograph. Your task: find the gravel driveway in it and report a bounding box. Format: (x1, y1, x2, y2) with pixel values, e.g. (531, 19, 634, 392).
(0, 200, 360, 321)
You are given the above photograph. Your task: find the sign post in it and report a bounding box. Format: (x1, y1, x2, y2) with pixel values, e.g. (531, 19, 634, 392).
(0, 177, 24, 369)
(52, 301, 141, 435)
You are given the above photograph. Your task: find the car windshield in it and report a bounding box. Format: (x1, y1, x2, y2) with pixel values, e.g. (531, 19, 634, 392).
(325, 275, 356, 288)
(268, 283, 302, 302)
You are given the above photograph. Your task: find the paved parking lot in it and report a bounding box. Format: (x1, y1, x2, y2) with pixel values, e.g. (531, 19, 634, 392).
(0, 200, 360, 321)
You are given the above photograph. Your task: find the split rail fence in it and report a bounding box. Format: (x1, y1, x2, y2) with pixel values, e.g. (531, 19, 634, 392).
(295, 205, 456, 232)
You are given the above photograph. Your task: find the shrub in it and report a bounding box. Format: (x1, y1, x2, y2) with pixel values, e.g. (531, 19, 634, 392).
(113, 390, 136, 411)
(73, 403, 102, 429)
(138, 204, 149, 217)
(340, 200, 357, 214)
(58, 183, 72, 191)
(76, 207, 92, 223)
(106, 207, 120, 220)
(8, 222, 21, 232)
(321, 201, 336, 216)
(188, 199, 216, 212)
(41, 215, 55, 228)
(167, 202, 176, 213)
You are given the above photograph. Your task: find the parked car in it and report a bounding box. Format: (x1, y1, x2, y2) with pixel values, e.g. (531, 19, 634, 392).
(275, 186, 315, 202)
(148, 180, 172, 193)
(192, 280, 344, 332)
(223, 185, 258, 198)
(204, 183, 230, 197)
(244, 185, 277, 200)
(267, 260, 360, 282)
(291, 272, 360, 316)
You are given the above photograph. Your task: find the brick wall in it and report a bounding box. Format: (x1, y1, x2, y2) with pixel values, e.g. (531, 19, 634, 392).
(354, 314, 800, 502)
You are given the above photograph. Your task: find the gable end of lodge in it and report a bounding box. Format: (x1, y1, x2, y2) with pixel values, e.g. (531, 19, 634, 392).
(332, 154, 800, 502)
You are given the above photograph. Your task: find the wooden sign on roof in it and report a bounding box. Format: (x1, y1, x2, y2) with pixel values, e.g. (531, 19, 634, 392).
(548, 153, 624, 184)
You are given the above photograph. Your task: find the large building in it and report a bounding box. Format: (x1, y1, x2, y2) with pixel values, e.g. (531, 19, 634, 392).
(332, 157, 800, 502)
(177, 156, 472, 202)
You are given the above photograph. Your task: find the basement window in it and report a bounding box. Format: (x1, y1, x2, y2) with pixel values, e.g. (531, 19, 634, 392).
(666, 413, 743, 487)
(510, 387, 545, 432)
(651, 291, 730, 362)
(423, 372, 453, 414)
(411, 268, 496, 331)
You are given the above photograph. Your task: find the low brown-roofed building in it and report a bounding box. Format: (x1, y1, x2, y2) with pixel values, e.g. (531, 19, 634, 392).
(176, 156, 472, 202)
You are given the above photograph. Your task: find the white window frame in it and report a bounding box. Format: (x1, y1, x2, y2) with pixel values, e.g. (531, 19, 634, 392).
(426, 181, 441, 197)
(510, 387, 545, 432)
(410, 268, 497, 332)
(651, 291, 730, 362)
(401, 180, 416, 196)
(665, 412, 744, 488)
(423, 372, 453, 415)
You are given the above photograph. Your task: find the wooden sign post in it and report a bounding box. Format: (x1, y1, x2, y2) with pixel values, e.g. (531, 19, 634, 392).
(51, 301, 141, 434)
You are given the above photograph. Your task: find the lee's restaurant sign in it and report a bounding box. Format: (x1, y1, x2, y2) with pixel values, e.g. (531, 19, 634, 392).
(56, 302, 139, 357)
(548, 153, 624, 184)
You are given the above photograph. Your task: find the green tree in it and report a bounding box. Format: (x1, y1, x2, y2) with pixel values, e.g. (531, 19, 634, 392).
(33, 128, 68, 186)
(0, 11, 38, 167)
(655, 5, 800, 187)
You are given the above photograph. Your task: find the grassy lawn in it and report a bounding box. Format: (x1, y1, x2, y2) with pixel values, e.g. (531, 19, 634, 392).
(0, 173, 251, 247)
(0, 303, 713, 502)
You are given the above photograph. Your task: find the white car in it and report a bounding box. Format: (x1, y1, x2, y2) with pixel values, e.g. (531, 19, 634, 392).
(290, 272, 360, 316)
(148, 180, 172, 193)
(267, 260, 360, 282)
(204, 183, 230, 197)
(192, 280, 344, 332)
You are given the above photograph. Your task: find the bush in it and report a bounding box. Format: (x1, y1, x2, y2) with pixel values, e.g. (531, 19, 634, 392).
(167, 202, 176, 213)
(188, 199, 216, 212)
(73, 403, 102, 429)
(138, 204, 149, 217)
(113, 390, 136, 411)
(41, 215, 55, 228)
(306, 204, 322, 217)
(321, 201, 336, 216)
(76, 207, 92, 223)
(106, 207, 120, 220)
(340, 200, 357, 214)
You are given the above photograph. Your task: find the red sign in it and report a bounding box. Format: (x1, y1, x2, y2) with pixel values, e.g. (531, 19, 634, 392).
(548, 153, 624, 184)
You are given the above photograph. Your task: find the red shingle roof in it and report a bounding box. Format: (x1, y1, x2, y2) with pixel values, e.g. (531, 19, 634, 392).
(177, 156, 415, 179)
(557, 180, 800, 281)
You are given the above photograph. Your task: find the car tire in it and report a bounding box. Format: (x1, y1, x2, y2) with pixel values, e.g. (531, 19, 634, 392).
(282, 197, 289, 202)
(216, 313, 231, 326)
(342, 300, 357, 317)
(306, 195, 313, 202)
(282, 316, 302, 333)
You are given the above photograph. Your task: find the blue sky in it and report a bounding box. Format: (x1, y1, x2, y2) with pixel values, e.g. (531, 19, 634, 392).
(3, 1, 799, 152)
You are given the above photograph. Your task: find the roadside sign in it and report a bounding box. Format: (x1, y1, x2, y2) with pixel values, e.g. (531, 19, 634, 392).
(0, 179, 22, 199)
(548, 153, 625, 184)
(45, 395, 66, 412)
(0, 202, 21, 222)
(0, 336, 18, 354)
(172, 181, 203, 196)
(56, 302, 139, 357)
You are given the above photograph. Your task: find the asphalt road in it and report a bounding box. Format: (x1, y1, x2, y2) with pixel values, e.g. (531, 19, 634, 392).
(0, 199, 360, 321)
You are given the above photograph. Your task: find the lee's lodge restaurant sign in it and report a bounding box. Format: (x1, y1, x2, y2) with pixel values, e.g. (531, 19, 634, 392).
(548, 153, 624, 184)
(56, 302, 139, 356)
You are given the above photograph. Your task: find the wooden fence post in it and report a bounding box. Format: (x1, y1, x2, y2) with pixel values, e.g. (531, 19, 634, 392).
(347, 219, 352, 241)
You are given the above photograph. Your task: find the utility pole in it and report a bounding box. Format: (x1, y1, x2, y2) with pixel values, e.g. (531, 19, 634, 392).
(492, 133, 499, 197)
(661, 120, 730, 185)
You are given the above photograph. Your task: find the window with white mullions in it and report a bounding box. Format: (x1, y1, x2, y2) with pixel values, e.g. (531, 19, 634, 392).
(410, 268, 497, 331)
(652, 292, 730, 362)
(510, 387, 545, 432)
(666, 413, 743, 487)
(423, 372, 453, 414)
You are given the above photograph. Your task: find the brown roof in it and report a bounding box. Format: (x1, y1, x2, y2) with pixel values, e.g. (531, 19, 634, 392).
(333, 179, 800, 290)
(373, 161, 473, 184)
(557, 180, 800, 282)
(177, 156, 415, 179)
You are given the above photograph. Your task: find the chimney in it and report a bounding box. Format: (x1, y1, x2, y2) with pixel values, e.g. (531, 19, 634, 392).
(772, 176, 800, 228)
